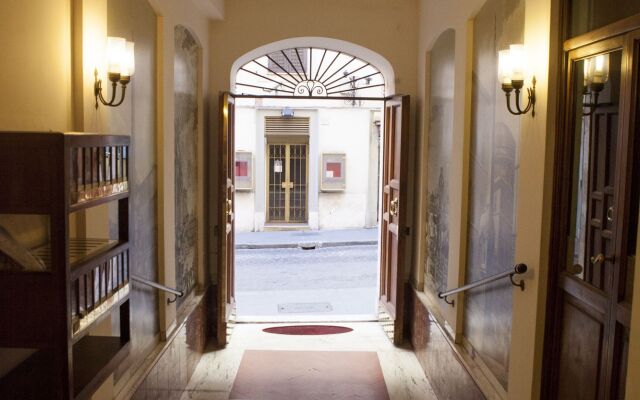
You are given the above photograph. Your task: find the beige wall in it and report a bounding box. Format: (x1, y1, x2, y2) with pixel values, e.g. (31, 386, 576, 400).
(78, 0, 217, 397)
(77, 0, 217, 337)
(415, 0, 639, 399)
(210, 0, 418, 97)
(507, 1, 558, 397)
(414, 0, 484, 337)
(209, 0, 420, 280)
(0, 0, 72, 131)
(83, 0, 217, 396)
(415, 0, 557, 397)
(146, 0, 214, 335)
(0, 0, 216, 397)
(0, 0, 73, 379)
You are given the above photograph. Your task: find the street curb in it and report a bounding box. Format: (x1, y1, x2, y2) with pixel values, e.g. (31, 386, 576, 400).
(236, 240, 378, 250)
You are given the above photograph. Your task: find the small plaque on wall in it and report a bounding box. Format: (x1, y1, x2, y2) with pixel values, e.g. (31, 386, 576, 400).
(235, 151, 253, 191)
(321, 153, 346, 191)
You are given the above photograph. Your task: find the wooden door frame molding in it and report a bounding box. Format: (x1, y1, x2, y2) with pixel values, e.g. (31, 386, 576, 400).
(216, 92, 236, 347)
(542, 14, 640, 397)
(379, 95, 411, 345)
(564, 13, 640, 52)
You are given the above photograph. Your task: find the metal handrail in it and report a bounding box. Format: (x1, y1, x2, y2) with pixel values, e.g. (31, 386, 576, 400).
(437, 263, 528, 307)
(131, 275, 184, 304)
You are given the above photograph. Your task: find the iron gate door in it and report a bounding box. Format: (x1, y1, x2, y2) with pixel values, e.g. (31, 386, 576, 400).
(267, 143, 308, 223)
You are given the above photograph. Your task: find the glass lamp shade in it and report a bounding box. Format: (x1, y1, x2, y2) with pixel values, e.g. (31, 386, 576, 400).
(583, 59, 591, 87)
(509, 44, 526, 82)
(106, 37, 126, 75)
(498, 49, 513, 85)
(584, 54, 610, 87)
(592, 54, 609, 84)
(121, 41, 135, 77)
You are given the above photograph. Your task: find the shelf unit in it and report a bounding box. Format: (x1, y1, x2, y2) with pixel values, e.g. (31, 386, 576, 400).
(0, 132, 132, 399)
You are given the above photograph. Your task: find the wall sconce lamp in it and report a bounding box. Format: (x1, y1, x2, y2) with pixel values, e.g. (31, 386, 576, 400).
(498, 44, 536, 117)
(582, 53, 609, 116)
(94, 37, 135, 109)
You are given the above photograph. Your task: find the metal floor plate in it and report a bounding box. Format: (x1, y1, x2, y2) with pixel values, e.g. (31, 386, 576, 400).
(277, 302, 333, 313)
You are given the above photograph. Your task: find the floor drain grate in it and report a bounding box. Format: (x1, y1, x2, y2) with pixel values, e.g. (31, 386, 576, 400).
(278, 302, 333, 313)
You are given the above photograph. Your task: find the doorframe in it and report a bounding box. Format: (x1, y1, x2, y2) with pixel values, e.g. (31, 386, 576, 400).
(220, 94, 413, 334)
(255, 108, 318, 230)
(541, 15, 640, 397)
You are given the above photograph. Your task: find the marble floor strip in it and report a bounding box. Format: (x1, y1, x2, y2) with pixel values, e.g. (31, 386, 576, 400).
(179, 322, 437, 400)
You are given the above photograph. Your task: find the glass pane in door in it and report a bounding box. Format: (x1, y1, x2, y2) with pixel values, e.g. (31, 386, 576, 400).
(268, 144, 286, 221)
(569, 0, 640, 38)
(566, 50, 623, 292)
(288, 144, 307, 223)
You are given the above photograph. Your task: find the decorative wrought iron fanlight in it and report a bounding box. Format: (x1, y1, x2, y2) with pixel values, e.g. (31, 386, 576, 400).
(234, 47, 385, 98)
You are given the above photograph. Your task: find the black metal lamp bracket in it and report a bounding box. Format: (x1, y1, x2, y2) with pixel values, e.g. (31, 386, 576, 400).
(502, 77, 536, 117)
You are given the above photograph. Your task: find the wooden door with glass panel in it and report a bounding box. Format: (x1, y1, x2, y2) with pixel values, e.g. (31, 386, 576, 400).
(266, 138, 308, 224)
(545, 30, 640, 399)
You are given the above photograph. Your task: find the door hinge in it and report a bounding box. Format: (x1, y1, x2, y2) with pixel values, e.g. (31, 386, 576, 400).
(213, 225, 220, 236)
(405, 226, 411, 236)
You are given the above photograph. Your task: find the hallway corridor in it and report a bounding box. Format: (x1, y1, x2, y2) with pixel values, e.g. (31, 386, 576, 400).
(4, 0, 640, 398)
(176, 323, 436, 399)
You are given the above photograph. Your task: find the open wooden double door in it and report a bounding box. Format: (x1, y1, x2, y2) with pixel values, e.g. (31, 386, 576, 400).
(216, 93, 411, 347)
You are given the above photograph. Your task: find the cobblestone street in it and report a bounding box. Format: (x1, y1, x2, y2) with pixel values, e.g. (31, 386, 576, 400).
(235, 244, 379, 322)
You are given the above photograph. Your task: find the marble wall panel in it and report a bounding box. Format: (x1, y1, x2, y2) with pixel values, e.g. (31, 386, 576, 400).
(464, 0, 524, 389)
(425, 29, 455, 297)
(409, 290, 485, 400)
(133, 291, 209, 399)
(107, 0, 160, 381)
(174, 26, 200, 307)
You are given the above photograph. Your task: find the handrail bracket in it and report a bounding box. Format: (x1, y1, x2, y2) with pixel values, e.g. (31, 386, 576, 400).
(167, 293, 180, 304)
(509, 272, 525, 291)
(442, 296, 455, 307)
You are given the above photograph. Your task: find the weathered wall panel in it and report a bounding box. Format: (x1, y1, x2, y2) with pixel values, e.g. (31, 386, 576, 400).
(425, 29, 455, 297)
(464, 0, 524, 389)
(174, 26, 200, 306)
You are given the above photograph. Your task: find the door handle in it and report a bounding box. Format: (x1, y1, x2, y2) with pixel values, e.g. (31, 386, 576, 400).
(389, 197, 399, 217)
(607, 206, 614, 222)
(226, 199, 233, 216)
(590, 253, 614, 265)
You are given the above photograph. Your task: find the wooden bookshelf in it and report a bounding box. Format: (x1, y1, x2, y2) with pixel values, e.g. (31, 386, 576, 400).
(0, 132, 132, 400)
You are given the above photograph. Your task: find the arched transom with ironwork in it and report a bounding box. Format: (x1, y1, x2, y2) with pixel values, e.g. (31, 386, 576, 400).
(234, 47, 386, 98)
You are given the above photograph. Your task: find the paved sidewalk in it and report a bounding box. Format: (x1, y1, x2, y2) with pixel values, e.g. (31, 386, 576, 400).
(236, 228, 379, 249)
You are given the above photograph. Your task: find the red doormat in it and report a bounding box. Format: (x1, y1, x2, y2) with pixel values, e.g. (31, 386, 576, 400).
(262, 325, 353, 335)
(230, 350, 390, 400)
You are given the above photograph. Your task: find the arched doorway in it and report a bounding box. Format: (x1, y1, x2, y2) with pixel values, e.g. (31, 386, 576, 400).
(217, 38, 410, 347)
(229, 37, 396, 96)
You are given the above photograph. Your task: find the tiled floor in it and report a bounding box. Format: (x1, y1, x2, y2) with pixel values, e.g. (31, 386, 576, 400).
(179, 322, 437, 400)
(229, 350, 390, 400)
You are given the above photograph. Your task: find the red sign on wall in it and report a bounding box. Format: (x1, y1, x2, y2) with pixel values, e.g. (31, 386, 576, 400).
(236, 160, 249, 177)
(326, 162, 342, 178)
